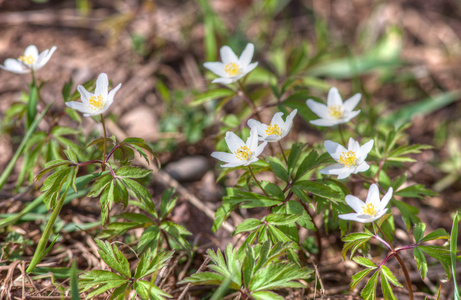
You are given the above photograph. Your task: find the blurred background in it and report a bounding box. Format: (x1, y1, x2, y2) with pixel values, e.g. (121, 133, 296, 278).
(1, 0, 461, 298)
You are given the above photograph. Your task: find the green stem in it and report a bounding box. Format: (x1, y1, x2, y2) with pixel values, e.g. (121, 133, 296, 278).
(374, 222, 413, 300)
(26, 171, 74, 273)
(248, 165, 270, 198)
(100, 115, 107, 171)
(278, 141, 288, 165)
(26, 70, 38, 130)
(0, 103, 52, 190)
(338, 124, 346, 145)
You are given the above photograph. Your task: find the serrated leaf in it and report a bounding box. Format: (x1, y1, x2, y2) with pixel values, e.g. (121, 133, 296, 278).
(251, 291, 284, 300)
(160, 188, 177, 219)
(261, 181, 285, 200)
(287, 143, 303, 174)
(137, 226, 160, 253)
(351, 268, 373, 291)
(122, 178, 156, 213)
(381, 265, 403, 287)
(133, 280, 172, 300)
(294, 149, 319, 180)
(395, 184, 436, 199)
(266, 213, 300, 226)
(267, 157, 289, 182)
(293, 180, 343, 203)
(79, 270, 128, 298)
(420, 228, 450, 243)
(87, 174, 113, 197)
(95, 240, 131, 278)
(234, 218, 262, 235)
(353, 256, 377, 269)
(380, 269, 397, 300)
(116, 166, 152, 179)
(413, 246, 427, 280)
(414, 223, 425, 243)
(361, 270, 379, 300)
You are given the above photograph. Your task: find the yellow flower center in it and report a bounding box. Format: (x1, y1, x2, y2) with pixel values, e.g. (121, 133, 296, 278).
(265, 124, 282, 136)
(89, 95, 105, 111)
(234, 145, 253, 161)
(328, 105, 343, 119)
(362, 203, 377, 216)
(339, 151, 357, 167)
(18, 55, 35, 65)
(224, 62, 241, 77)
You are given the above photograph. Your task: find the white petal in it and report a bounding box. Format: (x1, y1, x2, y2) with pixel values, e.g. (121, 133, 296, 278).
(247, 127, 258, 151)
(319, 163, 346, 175)
(345, 195, 365, 213)
(338, 213, 362, 222)
(343, 93, 361, 112)
(327, 87, 343, 107)
(379, 187, 393, 210)
(336, 169, 353, 179)
(95, 73, 109, 97)
(24, 45, 39, 60)
(239, 43, 254, 67)
(280, 110, 296, 139)
(220, 46, 239, 64)
(106, 83, 122, 107)
(225, 131, 244, 153)
(77, 85, 92, 103)
(203, 62, 227, 77)
(309, 118, 341, 127)
(343, 109, 361, 122)
(347, 137, 358, 152)
(0, 59, 29, 74)
(255, 141, 267, 157)
(211, 151, 239, 163)
(354, 214, 376, 223)
(270, 112, 284, 126)
(306, 99, 329, 119)
(375, 208, 388, 220)
(247, 119, 267, 137)
(354, 162, 370, 173)
(35, 46, 56, 70)
(324, 140, 347, 161)
(211, 77, 236, 85)
(65, 101, 92, 114)
(359, 139, 374, 160)
(222, 161, 245, 168)
(242, 62, 258, 75)
(366, 184, 380, 205)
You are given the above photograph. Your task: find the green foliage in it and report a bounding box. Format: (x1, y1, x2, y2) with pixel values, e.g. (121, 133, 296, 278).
(180, 241, 312, 298)
(79, 240, 173, 299)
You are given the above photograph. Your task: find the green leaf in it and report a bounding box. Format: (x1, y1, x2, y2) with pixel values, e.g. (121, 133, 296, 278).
(395, 184, 436, 199)
(381, 265, 402, 287)
(138, 226, 160, 253)
(413, 247, 428, 279)
(116, 166, 152, 179)
(134, 250, 174, 279)
(380, 269, 397, 300)
(287, 143, 303, 174)
(70, 260, 80, 300)
(292, 180, 343, 203)
(266, 213, 300, 226)
(160, 221, 192, 254)
(87, 174, 113, 197)
(261, 181, 285, 201)
(351, 268, 374, 291)
(420, 228, 450, 243)
(414, 223, 425, 243)
(95, 239, 131, 278)
(392, 199, 420, 230)
(353, 256, 376, 269)
(294, 149, 318, 180)
(133, 280, 172, 300)
(190, 88, 236, 106)
(160, 188, 177, 219)
(122, 178, 156, 213)
(79, 270, 128, 298)
(267, 157, 289, 182)
(251, 291, 284, 300)
(361, 270, 379, 300)
(233, 218, 262, 235)
(450, 212, 460, 300)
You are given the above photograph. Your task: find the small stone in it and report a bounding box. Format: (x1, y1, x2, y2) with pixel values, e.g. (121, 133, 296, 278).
(120, 105, 158, 141)
(164, 156, 209, 182)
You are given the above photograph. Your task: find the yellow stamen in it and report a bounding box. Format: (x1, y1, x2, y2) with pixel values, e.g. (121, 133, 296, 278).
(234, 145, 252, 161)
(224, 62, 241, 77)
(362, 203, 377, 216)
(89, 95, 104, 111)
(265, 124, 282, 136)
(339, 151, 357, 167)
(18, 55, 35, 65)
(328, 105, 343, 119)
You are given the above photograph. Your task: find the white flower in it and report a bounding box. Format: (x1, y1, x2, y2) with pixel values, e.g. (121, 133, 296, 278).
(339, 184, 393, 223)
(247, 109, 297, 142)
(211, 127, 267, 168)
(65, 73, 121, 117)
(320, 137, 373, 179)
(0, 45, 57, 74)
(203, 43, 258, 85)
(306, 87, 361, 126)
